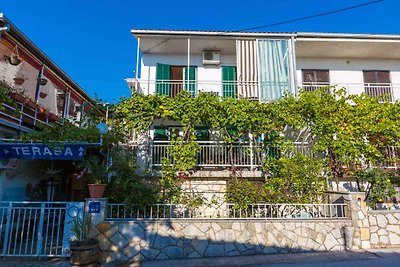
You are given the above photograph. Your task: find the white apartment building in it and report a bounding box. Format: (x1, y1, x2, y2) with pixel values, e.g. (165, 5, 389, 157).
(127, 30, 400, 195)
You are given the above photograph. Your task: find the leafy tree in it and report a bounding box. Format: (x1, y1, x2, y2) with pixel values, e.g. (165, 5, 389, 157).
(225, 177, 261, 209)
(262, 154, 327, 203)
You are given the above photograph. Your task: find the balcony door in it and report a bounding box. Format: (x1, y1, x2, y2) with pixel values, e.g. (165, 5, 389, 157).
(156, 64, 196, 97)
(170, 66, 184, 97)
(363, 70, 392, 102)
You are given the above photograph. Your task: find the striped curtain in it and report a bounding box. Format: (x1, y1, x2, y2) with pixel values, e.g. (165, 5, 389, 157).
(236, 39, 259, 99)
(257, 39, 291, 102)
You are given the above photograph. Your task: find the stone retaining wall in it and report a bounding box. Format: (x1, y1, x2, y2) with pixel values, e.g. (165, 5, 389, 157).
(92, 219, 352, 263)
(368, 211, 400, 248)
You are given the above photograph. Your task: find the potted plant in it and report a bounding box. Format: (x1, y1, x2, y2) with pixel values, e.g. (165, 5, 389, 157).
(70, 214, 100, 266)
(8, 45, 22, 66)
(39, 78, 48, 86)
(77, 156, 108, 198)
(8, 54, 21, 66)
(13, 77, 25, 85)
(39, 91, 48, 98)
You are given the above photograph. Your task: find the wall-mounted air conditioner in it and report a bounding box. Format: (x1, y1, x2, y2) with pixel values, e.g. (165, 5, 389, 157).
(203, 51, 220, 65)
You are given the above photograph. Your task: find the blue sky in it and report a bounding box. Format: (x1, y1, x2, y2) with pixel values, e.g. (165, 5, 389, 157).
(1, 0, 398, 102)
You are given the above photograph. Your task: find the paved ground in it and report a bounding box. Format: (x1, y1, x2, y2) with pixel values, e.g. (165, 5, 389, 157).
(1, 248, 400, 267)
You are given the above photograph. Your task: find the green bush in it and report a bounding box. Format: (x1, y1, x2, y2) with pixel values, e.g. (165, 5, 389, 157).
(262, 154, 327, 203)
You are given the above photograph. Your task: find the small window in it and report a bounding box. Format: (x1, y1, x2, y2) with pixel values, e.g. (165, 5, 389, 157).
(153, 127, 169, 141)
(195, 127, 209, 141)
(363, 70, 392, 101)
(302, 70, 329, 91)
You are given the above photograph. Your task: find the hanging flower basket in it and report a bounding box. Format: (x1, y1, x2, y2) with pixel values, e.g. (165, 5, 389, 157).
(13, 77, 25, 85)
(39, 92, 48, 98)
(39, 78, 48, 86)
(9, 54, 21, 66)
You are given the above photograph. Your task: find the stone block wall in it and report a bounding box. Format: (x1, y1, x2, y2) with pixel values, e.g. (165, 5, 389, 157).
(368, 211, 400, 248)
(92, 219, 352, 263)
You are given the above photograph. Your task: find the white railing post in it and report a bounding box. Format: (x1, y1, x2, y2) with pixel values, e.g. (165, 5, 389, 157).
(35, 202, 46, 256)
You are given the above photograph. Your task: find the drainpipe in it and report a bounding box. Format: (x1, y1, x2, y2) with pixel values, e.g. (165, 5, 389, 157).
(187, 37, 191, 92)
(135, 37, 140, 94)
(35, 64, 45, 102)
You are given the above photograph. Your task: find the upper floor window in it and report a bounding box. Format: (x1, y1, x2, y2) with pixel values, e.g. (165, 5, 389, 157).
(156, 63, 196, 97)
(302, 69, 330, 92)
(363, 70, 392, 102)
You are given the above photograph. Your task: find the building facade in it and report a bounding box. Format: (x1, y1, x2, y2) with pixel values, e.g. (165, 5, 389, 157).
(127, 29, 400, 199)
(0, 13, 96, 201)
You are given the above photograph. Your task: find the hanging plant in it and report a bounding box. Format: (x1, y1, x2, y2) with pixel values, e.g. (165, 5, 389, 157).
(8, 45, 22, 66)
(39, 78, 48, 86)
(13, 77, 25, 85)
(39, 92, 48, 98)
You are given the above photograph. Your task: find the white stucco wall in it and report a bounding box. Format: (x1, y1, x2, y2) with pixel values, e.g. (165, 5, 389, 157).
(296, 58, 400, 99)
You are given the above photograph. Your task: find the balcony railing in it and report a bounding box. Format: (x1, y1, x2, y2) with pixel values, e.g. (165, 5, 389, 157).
(0, 101, 61, 130)
(148, 141, 400, 169)
(151, 141, 312, 169)
(300, 82, 397, 102)
(130, 79, 400, 102)
(106, 203, 348, 220)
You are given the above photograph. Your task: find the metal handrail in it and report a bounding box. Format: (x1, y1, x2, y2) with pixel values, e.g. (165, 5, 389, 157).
(106, 203, 349, 220)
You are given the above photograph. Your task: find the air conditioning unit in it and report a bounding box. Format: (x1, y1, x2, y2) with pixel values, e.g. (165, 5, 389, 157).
(203, 51, 220, 65)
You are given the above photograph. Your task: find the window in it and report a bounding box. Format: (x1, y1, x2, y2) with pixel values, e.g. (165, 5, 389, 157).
(153, 127, 169, 141)
(155, 64, 196, 97)
(302, 70, 329, 91)
(222, 66, 236, 98)
(194, 127, 210, 141)
(363, 70, 392, 102)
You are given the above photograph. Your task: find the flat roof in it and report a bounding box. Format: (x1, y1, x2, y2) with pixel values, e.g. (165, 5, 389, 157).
(131, 29, 400, 41)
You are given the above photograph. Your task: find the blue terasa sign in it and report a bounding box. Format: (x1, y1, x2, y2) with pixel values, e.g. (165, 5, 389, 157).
(0, 143, 88, 160)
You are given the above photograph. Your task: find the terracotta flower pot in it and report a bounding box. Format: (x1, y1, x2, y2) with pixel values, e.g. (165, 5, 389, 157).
(39, 92, 48, 98)
(13, 77, 25, 85)
(88, 184, 106, 198)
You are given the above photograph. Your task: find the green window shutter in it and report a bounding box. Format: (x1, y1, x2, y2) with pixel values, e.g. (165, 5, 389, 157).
(154, 127, 169, 140)
(194, 127, 209, 141)
(222, 66, 236, 98)
(184, 66, 197, 96)
(156, 63, 170, 96)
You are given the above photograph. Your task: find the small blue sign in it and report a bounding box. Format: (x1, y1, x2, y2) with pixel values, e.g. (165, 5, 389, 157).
(88, 201, 101, 213)
(0, 143, 87, 160)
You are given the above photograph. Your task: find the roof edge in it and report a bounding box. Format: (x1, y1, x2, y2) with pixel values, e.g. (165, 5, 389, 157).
(0, 12, 93, 102)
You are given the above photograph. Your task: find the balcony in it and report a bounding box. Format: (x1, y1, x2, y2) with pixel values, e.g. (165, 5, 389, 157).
(300, 83, 397, 102)
(142, 141, 400, 170)
(129, 79, 400, 103)
(150, 141, 312, 169)
(0, 94, 61, 131)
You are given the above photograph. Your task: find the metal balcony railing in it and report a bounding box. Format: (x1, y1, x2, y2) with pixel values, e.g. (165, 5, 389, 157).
(299, 82, 397, 102)
(147, 141, 400, 169)
(150, 141, 312, 169)
(130, 79, 400, 102)
(0, 101, 61, 130)
(106, 203, 349, 220)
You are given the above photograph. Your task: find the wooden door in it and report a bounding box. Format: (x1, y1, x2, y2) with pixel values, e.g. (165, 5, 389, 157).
(170, 66, 184, 97)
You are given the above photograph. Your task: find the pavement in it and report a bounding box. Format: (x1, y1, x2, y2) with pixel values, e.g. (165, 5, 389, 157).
(1, 248, 400, 267)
